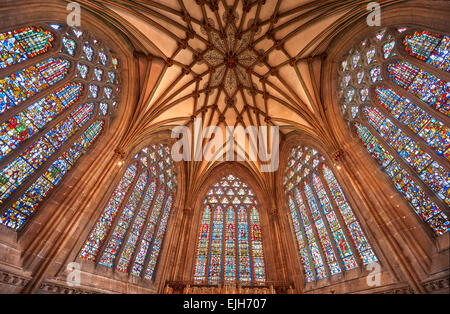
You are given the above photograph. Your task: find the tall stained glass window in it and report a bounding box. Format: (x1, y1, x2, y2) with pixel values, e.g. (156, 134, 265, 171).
(79, 144, 177, 282)
(338, 26, 449, 236)
(284, 146, 378, 283)
(193, 174, 266, 286)
(0, 23, 121, 231)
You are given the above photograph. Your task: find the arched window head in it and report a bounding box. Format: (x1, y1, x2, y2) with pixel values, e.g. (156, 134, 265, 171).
(338, 26, 449, 236)
(79, 143, 177, 281)
(0, 23, 121, 231)
(284, 145, 377, 283)
(193, 174, 266, 286)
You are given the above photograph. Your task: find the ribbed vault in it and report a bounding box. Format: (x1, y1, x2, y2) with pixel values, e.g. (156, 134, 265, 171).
(77, 0, 408, 207)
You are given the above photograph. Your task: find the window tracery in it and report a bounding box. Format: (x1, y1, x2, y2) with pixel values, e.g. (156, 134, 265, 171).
(338, 26, 449, 235)
(284, 146, 377, 283)
(0, 23, 120, 231)
(79, 144, 177, 281)
(193, 174, 266, 286)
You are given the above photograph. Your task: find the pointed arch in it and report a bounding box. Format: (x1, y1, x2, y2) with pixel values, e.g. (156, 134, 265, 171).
(283, 144, 378, 283)
(0, 23, 121, 231)
(337, 26, 449, 236)
(79, 143, 177, 282)
(193, 173, 266, 286)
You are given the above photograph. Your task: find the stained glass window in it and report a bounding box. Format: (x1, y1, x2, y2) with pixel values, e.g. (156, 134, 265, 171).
(404, 31, 449, 72)
(0, 23, 120, 231)
(98, 49, 108, 66)
(103, 86, 112, 99)
(94, 68, 103, 81)
(99, 102, 108, 115)
(80, 144, 177, 282)
(62, 37, 76, 56)
(0, 57, 70, 114)
(338, 26, 449, 236)
(99, 171, 149, 268)
(288, 196, 315, 282)
(82, 43, 94, 61)
(89, 84, 98, 99)
(76, 63, 88, 79)
(0, 27, 54, 69)
(0, 82, 83, 160)
(107, 72, 116, 84)
(193, 204, 212, 283)
(144, 193, 173, 280)
(284, 145, 378, 283)
(1, 121, 104, 230)
(383, 40, 396, 59)
(193, 174, 266, 286)
(387, 61, 449, 116)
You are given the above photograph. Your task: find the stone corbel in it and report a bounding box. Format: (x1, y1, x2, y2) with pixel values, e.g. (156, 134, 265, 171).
(333, 149, 345, 162)
(114, 147, 126, 159)
(183, 207, 192, 215)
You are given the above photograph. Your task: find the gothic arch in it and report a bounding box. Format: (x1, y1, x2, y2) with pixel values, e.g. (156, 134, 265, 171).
(320, 4, 449, 293)
(171, 162, 284, 289)
(0, 0, 142, 293)
(276, 132, 396, 293)
(0, 0, 447, 295)
(61, 134, 181, 292)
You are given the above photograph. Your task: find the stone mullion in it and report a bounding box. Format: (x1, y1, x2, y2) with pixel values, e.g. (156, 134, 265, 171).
(0, 110, 98, 219)
(308, 176, 346, 275)
(140, 190, 170, 280)
(0, 23, 65, 80)
(0, 85, 88, 171)
(288, 191, 318, 283)
(371, 99, 450, 172)
(318, 167, 364, 270)
(220, 205, 227, 286)
(247, 206, 255, 286)
(0, 30, 120, 124)
(191, 203, 209, 285)
(112, 171, 151, 272)
(0, 44, 88, 124)
(203, 202, 217, 285)
(232, 204, 238, 286)
(127, 176, 160, 275)
(360, 119, 449, 216)
(379, 73, 450, 126)
(235, 202, 240, 286)
(94, 164, 143, 267)
(299, 187, 332, 279)
(393, 32, 450, 87)
(339, 142, 427, 293)
(219, 202, 227, 284)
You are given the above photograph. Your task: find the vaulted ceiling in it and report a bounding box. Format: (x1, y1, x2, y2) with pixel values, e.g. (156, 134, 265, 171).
(84, 0, 406, 206)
